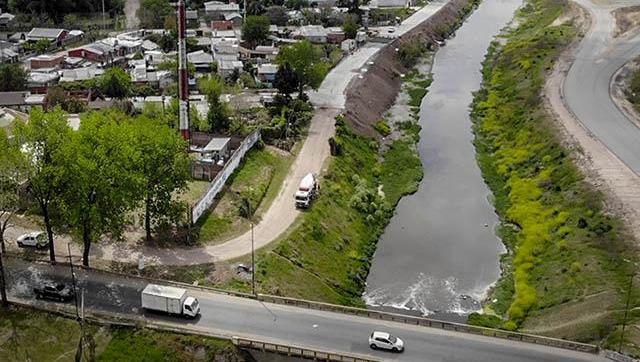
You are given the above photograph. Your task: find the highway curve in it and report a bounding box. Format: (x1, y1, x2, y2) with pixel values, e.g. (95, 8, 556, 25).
(563, 0, 640, 172)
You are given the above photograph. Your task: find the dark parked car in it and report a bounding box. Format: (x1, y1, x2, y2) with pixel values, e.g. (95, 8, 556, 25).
(33, 283, 75, 302)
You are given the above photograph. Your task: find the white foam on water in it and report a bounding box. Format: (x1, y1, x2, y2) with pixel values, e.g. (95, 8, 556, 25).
(363, 273, 486, 316)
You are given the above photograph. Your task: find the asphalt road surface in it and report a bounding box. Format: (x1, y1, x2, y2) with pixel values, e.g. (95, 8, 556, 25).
(563, 0, 640, 172)
(3, 257, 605, 362)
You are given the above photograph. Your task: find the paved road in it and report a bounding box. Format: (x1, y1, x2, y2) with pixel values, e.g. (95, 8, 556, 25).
(5, 0, 450, 266)
(563, 0, 640, 172)
(3, 257, 605, 362)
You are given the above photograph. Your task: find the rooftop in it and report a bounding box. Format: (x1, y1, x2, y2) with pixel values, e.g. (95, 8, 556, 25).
(27, 28, 65, 40)
(203, 137, 231, 152)
(205, 1, 240, 12)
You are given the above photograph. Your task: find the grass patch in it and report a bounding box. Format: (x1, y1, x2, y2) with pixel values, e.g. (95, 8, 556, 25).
(252, 116, 424, 305)
(195, 146, 292, 244)
(470, 0, 638, 345)
(380, 140, 423, 203)
(0, 305, 247, 362)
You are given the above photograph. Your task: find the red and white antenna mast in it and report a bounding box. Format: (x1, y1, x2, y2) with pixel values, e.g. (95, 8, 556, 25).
(177, 0, 190, 141)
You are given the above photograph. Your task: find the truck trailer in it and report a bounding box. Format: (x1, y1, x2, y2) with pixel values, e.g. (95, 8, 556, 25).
(141, 284, 200, 318)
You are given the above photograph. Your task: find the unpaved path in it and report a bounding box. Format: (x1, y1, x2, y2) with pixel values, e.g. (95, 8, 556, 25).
(4, 2, 450, 265)
(544, 0, 640, 238)
(124, 0, 140, 29)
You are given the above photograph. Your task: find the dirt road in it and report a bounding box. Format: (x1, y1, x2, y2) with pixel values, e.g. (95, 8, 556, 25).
(4, 2, 449, 265)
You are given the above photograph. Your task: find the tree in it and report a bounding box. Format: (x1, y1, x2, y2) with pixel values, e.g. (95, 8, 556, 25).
(0, 129, 24, 254)
(343, 14, 358, 39)
(242, 15, 270, 49)
(98, 67, 132, 99)
(277, 40, 329, 96)
(0, 64, 27, 92)
(137, 0, 172, 28)
(275, 61, 299, 98)
(285, 0, 308, 10)
(45, 86, 87, 113)
(133, 117, 190, 242)
(14, 108, 72, 262)
(61, 112, 143, 266)
(198, 76, 230, 132)
(266, 5, 289, 26)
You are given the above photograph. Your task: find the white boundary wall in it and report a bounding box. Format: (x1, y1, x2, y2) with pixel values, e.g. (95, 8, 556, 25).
(191, 130, 261, 223)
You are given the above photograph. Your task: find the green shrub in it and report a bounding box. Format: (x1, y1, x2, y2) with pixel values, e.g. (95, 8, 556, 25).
(373, 119, 391, 136)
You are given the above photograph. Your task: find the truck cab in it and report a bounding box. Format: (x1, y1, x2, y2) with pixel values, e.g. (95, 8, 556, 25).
(183, 296, 200, 318)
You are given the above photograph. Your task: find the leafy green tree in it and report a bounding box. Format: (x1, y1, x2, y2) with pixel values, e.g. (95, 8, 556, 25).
(198, 76, 230, 132)
(98, 67, 132, 99)
(277, 40, 329, 96)
(275, 61, 299, 98)
(14, 108, 72, 262)
(285, 0, 308, 10)
(343, 14, 358, 39)
(137, 0, 172, 29)
(61, 111, 143, 266)
(266, 6, 288, 26)
(133, 117, 190, 241)
(0, 129, 25, 254)
(242, 15, 270, 49)
(0, 64, 27, 92)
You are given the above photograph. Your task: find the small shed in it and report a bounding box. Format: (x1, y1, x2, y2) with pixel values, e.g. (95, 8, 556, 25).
(202, 137, 231, 160)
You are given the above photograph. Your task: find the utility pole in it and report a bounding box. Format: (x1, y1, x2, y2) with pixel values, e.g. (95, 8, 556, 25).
(68, 243, 80, 319)
(250, 200, 255, 296)
(177, 0, 190, 143)
(619, 273, 634, 353)
(0, 247, 7, 307)
(102, 0, 106, 31)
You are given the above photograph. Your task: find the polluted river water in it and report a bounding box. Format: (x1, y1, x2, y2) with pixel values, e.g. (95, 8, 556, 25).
(364, 0, 522, 321)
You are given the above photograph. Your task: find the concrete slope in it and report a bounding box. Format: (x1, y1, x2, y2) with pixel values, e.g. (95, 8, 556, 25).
(4, 257, 605, 362)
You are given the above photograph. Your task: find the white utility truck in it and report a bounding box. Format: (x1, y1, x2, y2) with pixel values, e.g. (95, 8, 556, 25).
(295, 173, 318, 209)
(141, 284, 200, 318)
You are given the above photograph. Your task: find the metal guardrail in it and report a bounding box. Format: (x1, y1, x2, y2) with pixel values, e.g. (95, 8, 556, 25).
(233, 338, 381, 362)
(4, 253, 598, 354)
(257, 294, 600, 354)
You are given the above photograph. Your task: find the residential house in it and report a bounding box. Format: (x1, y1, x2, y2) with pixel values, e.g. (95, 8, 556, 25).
(0, 47, 18, 63)
(217, 59, 243, 78)
(26, 28, 68, 47)
(211, 20, 233, 31)
(327, 27, 346, 44)
(186, 10, 199, 28)
(59, 67, 105, 83)
(27, 71, 59, 94)
(8, 32, 26, 44)
(257, 63, 278, 86)
(224, 12, 243, 28)
(0, 12, 15, 28)
(188, 50, 214, 72)
(293, 25, 328, 43)
(68, 42, 118, 65)
(29, 54, 64, 69)
(369, 0, 413, 7)
(142, 39, 159, 52)
(204, 1, 241, 20)
(212, 37, 240, 61)
(0, 91, 27, 108)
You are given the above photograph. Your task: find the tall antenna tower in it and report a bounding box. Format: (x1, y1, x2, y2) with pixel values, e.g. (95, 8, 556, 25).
(177, 0, 190, 141)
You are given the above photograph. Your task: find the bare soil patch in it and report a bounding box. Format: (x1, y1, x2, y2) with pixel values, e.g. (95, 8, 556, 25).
(613, 5, 640, 38)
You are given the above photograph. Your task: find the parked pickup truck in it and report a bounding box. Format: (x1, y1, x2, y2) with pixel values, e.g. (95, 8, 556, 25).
(294, 173, 318, 209)
(141, 284, 200, 319)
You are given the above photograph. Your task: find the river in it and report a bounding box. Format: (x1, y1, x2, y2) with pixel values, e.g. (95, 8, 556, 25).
(364, 0, 522, 321)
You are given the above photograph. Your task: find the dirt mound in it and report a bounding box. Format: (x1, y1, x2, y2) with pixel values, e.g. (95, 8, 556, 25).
(345, 0, 475, 137)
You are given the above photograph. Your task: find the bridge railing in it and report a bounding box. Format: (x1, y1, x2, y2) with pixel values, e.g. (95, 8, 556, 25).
(257, 294, 599, 354)
(232, 337, 380, 362)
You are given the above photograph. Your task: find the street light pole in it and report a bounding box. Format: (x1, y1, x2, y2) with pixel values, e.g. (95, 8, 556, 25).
(249, 199, 255, 296)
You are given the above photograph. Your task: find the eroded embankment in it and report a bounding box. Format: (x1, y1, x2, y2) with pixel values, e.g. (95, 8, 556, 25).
(345, 0, 478, 136)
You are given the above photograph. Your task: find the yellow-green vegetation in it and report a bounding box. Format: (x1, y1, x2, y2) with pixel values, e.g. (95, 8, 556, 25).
(234, 115, 424, 305)
(405, 72, 433, 109)
(470, 0, 638, 347)
(0, 306, 247, 362)
(195, 145, 293, 244)
(374, 119, 392, 136)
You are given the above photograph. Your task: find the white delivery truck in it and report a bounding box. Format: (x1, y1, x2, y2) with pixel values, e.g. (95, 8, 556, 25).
(141, 284, 201, 318)
(294, 173, 318, 209)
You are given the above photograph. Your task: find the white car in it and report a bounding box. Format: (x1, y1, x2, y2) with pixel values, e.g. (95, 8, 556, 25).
(369, 331, 404, 352)
(17, 232, 48, 249)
